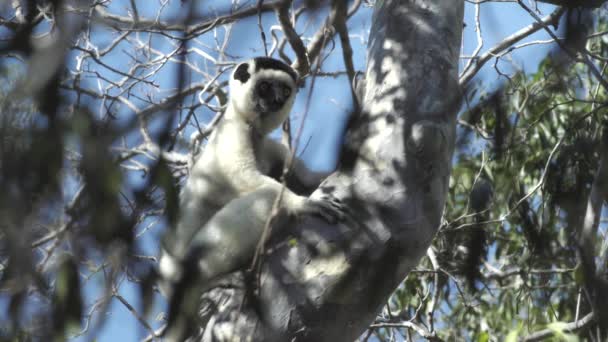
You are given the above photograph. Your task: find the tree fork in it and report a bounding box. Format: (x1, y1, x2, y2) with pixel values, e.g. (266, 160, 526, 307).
(197, 1, 464, 341)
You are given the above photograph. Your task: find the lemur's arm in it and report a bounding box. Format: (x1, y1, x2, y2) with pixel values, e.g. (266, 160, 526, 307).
(261, 137, 333, 195)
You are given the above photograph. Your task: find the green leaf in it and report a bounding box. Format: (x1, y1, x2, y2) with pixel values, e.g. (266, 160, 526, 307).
(573, 262, 585, 285)
(54, 256, 83, 339)
(505, 325, 521, 342)
(288, 238, 298, 247)
(505, 330, 518, 342)
(154, 159, 179, 226)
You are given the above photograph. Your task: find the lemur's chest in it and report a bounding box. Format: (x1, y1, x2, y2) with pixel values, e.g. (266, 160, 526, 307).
(204, 120, 281, 181)
(251, 134, 273, 175)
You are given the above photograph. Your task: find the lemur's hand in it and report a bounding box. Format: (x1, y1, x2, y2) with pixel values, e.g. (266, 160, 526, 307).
(303, 196, 346, 224)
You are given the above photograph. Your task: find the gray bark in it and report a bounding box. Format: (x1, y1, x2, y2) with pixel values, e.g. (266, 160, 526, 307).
(198, 1, 464, 341)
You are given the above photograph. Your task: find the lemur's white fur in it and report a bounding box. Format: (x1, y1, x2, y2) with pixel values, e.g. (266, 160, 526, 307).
(161, 57, 343, 342)
(159, 57, 341, 286)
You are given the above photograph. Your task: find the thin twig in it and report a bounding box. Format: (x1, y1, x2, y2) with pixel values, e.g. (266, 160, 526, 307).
(331, 0, 357, 108)
(257, 0, 269, 56)
(459, 6, 566, 86)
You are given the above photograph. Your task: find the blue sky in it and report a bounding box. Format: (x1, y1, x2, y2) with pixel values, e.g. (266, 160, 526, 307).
(56, 0, 565, 340)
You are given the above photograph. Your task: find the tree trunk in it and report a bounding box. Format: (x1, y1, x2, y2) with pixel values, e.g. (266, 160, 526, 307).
(198, 1, 464, 340)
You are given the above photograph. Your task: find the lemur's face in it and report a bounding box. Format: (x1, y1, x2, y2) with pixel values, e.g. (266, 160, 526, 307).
(229, 57, 299, 134)
(253, 78, 293, 114)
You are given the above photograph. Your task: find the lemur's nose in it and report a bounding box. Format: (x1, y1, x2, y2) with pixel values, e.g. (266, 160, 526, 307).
(273, 90, 285, 105)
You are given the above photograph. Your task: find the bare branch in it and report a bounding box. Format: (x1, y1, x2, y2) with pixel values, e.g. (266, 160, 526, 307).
(459, 6, 565, 86)
(113, 293, 158, 338)
(370, 320, 444, 342)
(293, 0, 362, 75)
(276, 0, 309, 74)
(331, 0, 357, 104)
(66, 1, 283, 36)
(517, 0, 608, 92)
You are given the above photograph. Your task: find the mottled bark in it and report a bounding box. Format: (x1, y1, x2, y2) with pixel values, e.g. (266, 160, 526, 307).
(198, 1, 464, 341)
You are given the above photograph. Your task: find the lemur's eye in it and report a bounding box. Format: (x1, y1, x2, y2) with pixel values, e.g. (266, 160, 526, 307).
(258, 81, 270, 93)
(283, 87, 291, 97)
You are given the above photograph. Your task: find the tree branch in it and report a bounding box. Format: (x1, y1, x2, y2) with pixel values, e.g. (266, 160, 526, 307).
(275, 0, 309, 75)
(66, 1, 282, 36)
(292, 0, 362, 75)
(577, 126, 608, 328)
(459, 6, 565, 86)
(521, 312, 595, 342)
(517, 0, 608, 92)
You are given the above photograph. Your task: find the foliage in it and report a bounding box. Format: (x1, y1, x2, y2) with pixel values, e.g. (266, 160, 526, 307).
(374, 13, 608, 342)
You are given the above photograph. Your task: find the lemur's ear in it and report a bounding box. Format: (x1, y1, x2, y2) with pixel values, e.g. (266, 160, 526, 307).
(233, 62, 251, 83)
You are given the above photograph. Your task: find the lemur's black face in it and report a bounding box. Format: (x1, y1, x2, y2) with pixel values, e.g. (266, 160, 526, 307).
(254, 79, 293, 113)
